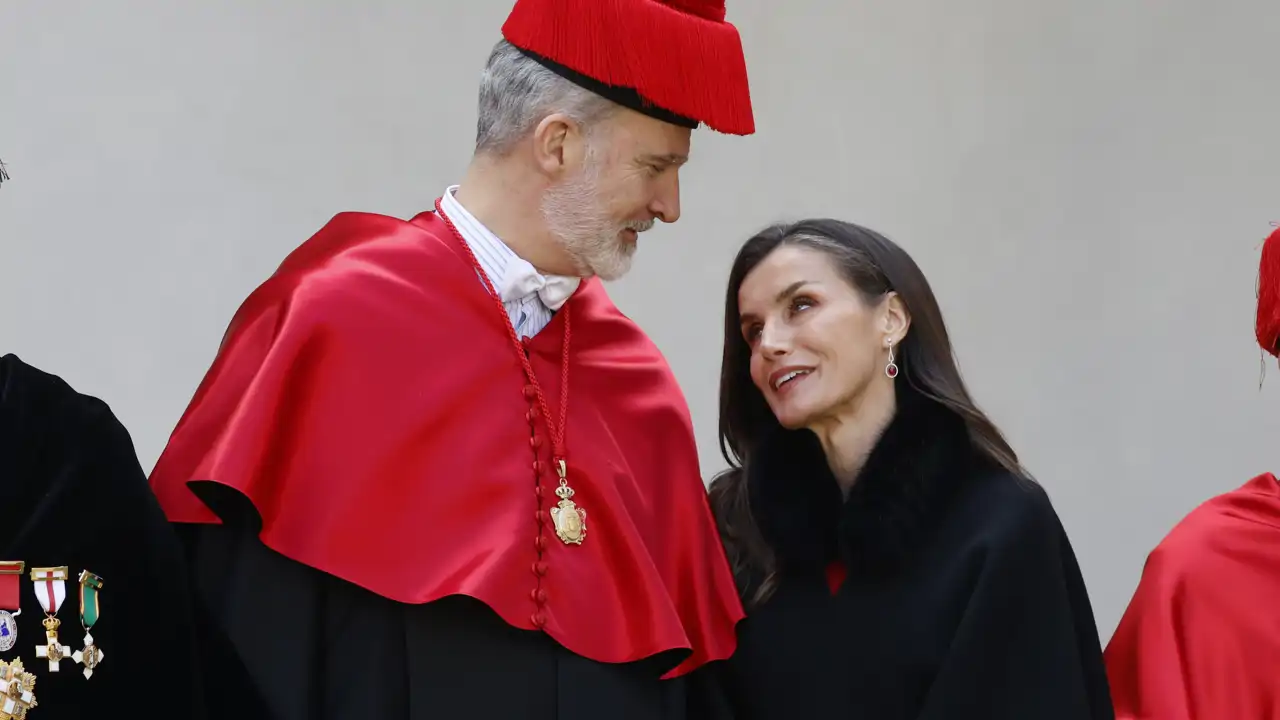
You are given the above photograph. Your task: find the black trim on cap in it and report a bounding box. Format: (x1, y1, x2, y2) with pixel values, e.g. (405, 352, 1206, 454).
(515, 47, 699, 130)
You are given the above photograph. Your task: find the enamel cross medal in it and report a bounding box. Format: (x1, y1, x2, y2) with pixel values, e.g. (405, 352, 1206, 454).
(0, 563, 24, 654)
(72, 571, 104, 678)
(30, 567, 70, 672)
(0, 657, 37, 719)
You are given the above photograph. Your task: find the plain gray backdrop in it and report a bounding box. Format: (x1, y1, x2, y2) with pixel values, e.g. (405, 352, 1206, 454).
(3, 1, 1278, 645)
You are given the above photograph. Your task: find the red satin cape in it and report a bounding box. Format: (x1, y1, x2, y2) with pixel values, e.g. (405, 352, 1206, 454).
(1103, 472, 1280, 719)
(148, 208, 744, 677)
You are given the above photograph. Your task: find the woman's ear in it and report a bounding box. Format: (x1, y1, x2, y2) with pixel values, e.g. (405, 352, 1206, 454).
(882, 292, 911, 345)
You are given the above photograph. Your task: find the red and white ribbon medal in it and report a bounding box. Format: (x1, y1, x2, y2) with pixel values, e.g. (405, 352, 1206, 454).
(30, 566, 70, 672)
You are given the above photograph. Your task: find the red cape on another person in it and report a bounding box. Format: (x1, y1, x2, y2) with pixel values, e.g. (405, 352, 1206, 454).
(1104, 472, 1280, 719)
(148, 207, 743, 679)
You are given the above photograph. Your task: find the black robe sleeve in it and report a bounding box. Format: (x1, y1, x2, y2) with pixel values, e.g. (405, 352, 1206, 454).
(680, 660, 737, 720)
(177, 505, 414, 720)
(0, 354, 243, 719)
(915, 488, 1114, 719)
(179, 484, 707, 720)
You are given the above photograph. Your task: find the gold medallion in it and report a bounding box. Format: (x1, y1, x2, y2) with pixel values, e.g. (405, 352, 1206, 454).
(548, 460, 587, 545)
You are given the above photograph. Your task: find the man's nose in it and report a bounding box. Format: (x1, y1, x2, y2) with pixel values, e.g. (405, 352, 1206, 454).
(649, 173, 681, 224)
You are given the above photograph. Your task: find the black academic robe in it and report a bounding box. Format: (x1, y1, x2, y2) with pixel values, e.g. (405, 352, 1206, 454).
(176, 488, 714, 720)
(147, 208, 741, 720)
(704, 387, 1115, 719)
(0, 353, 245, 718)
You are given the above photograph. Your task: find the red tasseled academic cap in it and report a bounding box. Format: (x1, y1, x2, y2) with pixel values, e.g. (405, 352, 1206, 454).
(1258, 224, 1280, 357)
(501, 0, 755, 136)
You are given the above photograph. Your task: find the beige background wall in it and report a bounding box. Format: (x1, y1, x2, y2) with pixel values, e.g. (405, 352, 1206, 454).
(3, 0, 1278, 642)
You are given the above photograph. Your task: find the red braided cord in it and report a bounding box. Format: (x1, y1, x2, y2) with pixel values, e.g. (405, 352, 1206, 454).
(433, 198, 572, 459)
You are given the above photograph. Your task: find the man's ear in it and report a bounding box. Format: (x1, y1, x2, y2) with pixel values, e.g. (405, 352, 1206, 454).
(532, 113, 585, 178)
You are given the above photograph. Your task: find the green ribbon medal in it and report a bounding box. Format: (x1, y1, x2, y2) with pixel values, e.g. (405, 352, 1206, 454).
(72, 571, 104, 679)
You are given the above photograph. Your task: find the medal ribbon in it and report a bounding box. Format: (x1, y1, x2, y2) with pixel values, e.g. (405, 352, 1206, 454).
(0, 562, 23, 613)
(29, 566, 68, 616)
(78, 571, 102, 630)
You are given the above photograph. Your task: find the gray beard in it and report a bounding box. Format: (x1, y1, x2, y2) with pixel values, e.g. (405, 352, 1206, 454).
(540, 152, 649, 281)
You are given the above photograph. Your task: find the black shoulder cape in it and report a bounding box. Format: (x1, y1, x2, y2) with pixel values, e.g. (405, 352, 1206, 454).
(0, 353, 261, 718)
(706, 385, 1115, 719)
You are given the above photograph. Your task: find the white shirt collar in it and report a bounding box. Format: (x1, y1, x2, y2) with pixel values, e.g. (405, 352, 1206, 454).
(439, 186, 580, 310)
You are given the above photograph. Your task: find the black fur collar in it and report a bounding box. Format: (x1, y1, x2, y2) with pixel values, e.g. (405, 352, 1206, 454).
(747, 384, 984, 578)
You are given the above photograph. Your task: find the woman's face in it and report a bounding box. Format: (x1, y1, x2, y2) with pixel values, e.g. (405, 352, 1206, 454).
(737, 244, 901, 430)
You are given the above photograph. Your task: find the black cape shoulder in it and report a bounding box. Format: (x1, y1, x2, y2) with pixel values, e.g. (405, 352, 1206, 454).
(0, 353, 257, 718)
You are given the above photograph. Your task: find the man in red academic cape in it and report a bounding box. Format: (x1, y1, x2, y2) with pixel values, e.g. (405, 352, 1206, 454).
(1103, 224, 1280, 719)
(147, 1, 755, 717)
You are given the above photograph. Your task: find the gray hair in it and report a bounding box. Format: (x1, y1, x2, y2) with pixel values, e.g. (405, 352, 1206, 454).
(474, 40, 618, 156)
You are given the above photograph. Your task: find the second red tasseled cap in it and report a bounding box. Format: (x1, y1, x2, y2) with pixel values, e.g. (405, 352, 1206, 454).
(1258, 224, 1280, 357)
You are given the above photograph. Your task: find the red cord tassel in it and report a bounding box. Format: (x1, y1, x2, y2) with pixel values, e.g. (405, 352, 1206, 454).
(502, 0, 754, 135)
(1258, 225, 1280, 356)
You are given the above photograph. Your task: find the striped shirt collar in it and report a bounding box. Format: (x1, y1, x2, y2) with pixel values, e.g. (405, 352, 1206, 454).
(438, 185, 580, 337)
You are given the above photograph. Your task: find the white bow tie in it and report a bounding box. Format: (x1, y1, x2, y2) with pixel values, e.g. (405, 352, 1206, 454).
(497, 256, 581, 311)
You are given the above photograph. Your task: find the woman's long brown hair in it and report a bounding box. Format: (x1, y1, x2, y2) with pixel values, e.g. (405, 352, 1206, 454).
(709, 219, 1027, 608)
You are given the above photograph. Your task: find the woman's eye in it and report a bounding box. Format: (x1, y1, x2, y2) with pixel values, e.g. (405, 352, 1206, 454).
(791, 297, 814, 312)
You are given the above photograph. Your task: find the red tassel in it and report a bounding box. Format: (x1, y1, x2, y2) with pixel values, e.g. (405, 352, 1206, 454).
(502, 0, 754, 136)
(1258, 225, 1280, 356)
(663, 0, 726, 22)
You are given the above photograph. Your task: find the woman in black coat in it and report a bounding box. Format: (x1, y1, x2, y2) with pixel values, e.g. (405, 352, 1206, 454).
(702, 219, 1114, 718)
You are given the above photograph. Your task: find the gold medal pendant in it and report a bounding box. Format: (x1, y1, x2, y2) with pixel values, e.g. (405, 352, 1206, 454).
(0, 658, 37, 719)
(549, 460, 587, 545)
(29, 567, 70, 672)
